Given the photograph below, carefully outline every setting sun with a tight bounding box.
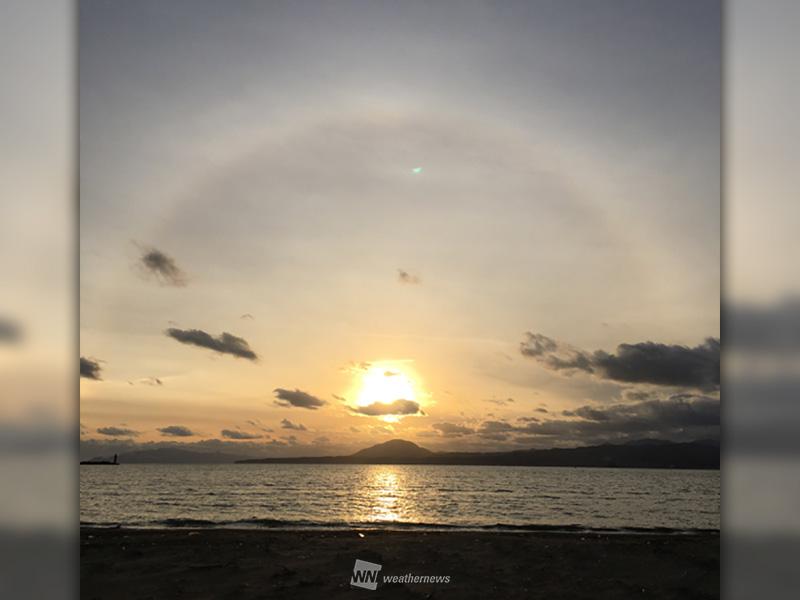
[355,363,418,408]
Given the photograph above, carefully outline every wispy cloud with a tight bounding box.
[165,328,258,361]
[280,418,307,431]
[397,269,421,285]
[485,397,514,406]
[246,419,273,433]
[138,246,187,286]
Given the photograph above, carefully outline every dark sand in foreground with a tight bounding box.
[81,528,718,599]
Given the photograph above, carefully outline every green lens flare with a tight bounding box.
[412,167,423,174]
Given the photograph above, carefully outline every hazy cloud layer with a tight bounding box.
[432,422,475,437]
[397,269,421,285]
[97,426,139,437]
[477,420,520,441]
[353,399,422,416]
[281,418,307,431]
[485,397,515,406]
[221,429,262,440]
[166,328,258,361]
[727,297,800,351]
[521,333,720,389]
[80,357,103,380]
[246,419,273,433]
[475,394,719,442]
[273,388,327,410]
[139,246,187,286]
[157,425,195,437]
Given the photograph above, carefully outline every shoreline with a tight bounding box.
[80,522,720,535]
[81,527,719,599]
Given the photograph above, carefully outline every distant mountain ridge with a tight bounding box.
[237,438,719,469]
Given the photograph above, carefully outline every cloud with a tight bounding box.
[727,297,800,351]
[139,246,187,286]
[165,328,258,361]
[520,333,594,373]
[96,426,139,437]
[515,394,719,441]
[520,333,720,389]
[432,422,475,437]
[139,377,163,386]
[0,317,22,344]
[157,425,195,437]
[273,388,327,410]
[477,420,518,441]
[458,394,720,446]
[246,419,273,433]
[353,399,422,416]
[240,313,255,320]
[221,429,262,440]
[592,339,720,389]
[80,357,103,380]
[485,397,515,406]
[397,269,421,285]
[281,418,307,431]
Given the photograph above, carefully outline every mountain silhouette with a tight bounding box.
[351,439,434,460]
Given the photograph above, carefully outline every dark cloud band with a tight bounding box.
[521,333,719,389]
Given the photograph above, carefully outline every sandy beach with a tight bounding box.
[80,528,718,599]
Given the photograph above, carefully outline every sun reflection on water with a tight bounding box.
[350,466,419,524]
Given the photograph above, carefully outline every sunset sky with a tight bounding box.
[79,0,720,457]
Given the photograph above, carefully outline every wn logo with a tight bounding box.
[350,559,382,590]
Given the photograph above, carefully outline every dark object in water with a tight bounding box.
[81,453,119,466]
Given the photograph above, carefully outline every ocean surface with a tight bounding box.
[80,464,719,531]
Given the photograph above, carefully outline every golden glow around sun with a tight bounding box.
[354,363,418,408]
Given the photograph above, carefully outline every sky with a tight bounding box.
[79,0,720,457]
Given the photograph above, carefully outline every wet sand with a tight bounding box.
[81,528,718,599]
